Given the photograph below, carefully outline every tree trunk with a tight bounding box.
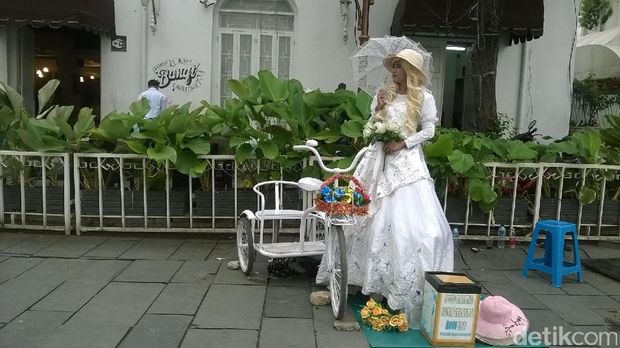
[469,35,499,132]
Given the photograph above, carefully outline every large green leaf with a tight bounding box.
[314,129,342,143]
[167,113,189,133]
[304,90,346,108]
[230,135,252,147]
[289,92,311,132]
[257,70,289,102]
[0,105,14,130]
[468,179,497,204]
[229,79,259,104]
[121,140,148,154]
[287,79,304,98]
[506,141,538,161]
[448,150,474,173]
[464,163,487,180]
[578,187,597,205]
[175,148,208,177]
[264,125,294,146]
[355,90,373,119]
[548,141,579,155]
[37,79,60,114]
[147,144,177,163]
[573,130,602,163]
[16,127,43,150]
[424,134,454,157]
[259,140,279,160]
[601,128,620,147]
[31,118,60,135]
[73,108,95,138]
[130,98,151,118]
[53,115,74,141]
[341,120,364,138]
[91,117,133,143]
[39,135,68,152]
[203,110,225,127]
[235,143,254,163]
[0,81,24,114]
[132,129,167,143]
[183,137,211,155]
[266,102,296,130]
[48,105,74,123]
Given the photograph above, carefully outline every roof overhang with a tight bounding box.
[391,0,544,44]
[576,27,620,80]
[0,0,115,35]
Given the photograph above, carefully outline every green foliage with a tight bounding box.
[200,70,372,184]
[0,79,97,152]
[601,114,620,147]
[2,73,619,206]
[573,75,619,126]
[579,0,613,30]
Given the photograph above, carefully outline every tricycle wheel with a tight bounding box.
[237,216,255,276]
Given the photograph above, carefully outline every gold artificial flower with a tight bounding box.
[398,322,409,332]
[389,315,404,327]
[360,308,370,319]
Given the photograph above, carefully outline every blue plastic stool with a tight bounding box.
[522,220,583,288]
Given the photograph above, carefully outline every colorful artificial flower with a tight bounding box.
[320,186,332,197]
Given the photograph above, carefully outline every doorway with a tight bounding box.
[33,28,100,121]
[441,42,472,130]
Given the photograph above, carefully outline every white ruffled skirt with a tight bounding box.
[316,143,454,326]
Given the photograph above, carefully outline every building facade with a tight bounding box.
[0,0,579,139]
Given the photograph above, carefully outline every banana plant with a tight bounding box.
[1,79,98,153]
[211,70,373,183]
[102,100,213,178]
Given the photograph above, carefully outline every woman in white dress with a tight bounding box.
[317,48,454,326]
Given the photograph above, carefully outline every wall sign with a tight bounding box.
[152,58,205,92]
[111,35,127,52]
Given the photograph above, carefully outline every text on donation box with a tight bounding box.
[437,293,477,339]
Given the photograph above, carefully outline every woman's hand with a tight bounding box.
[384,140,406,155]
[375,90,387,112]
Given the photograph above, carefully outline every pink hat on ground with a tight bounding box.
[476,296,529,346]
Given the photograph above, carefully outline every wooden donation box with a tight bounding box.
[420,272,481,346]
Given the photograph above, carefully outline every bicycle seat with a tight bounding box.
[298,177,323,192]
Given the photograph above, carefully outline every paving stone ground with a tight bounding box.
[0,231,618,348]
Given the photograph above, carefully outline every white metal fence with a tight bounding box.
[0,150,72,234]
[72,153,302,235]
[2,150,619,240]
[446,162,620,241]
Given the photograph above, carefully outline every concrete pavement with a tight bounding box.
[0,232,618,348]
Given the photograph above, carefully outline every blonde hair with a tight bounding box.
[375,58,425,133]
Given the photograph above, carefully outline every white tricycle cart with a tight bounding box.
[236,140,368,319]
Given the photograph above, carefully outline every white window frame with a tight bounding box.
[215,4,294,104]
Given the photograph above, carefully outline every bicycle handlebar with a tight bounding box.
[293,140,368,174]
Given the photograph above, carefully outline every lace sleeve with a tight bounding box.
[404,92,438,149]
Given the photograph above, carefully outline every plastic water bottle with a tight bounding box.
[509,227,516,248]
[497,225,506,249]
[452,227,460,247]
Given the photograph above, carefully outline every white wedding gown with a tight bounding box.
[316,91,454,326]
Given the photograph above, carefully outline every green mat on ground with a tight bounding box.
[349,294,547,348]
[582,258,620,282]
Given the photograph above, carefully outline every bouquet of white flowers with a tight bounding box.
[363,119,405,144]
